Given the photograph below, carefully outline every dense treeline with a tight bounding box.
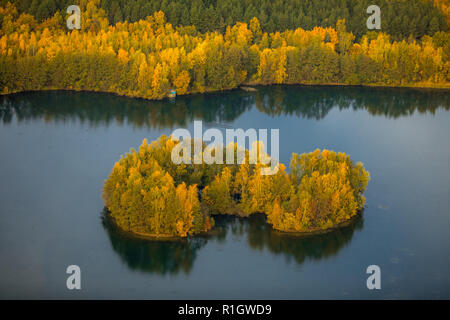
[103,135,369,237]
[4,0,448,40]
[1,3,448,100]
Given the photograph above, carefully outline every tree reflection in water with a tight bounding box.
[102,210,363,275]
[101,211,209,275]
[214,213,364,265]
[1,86,448,127]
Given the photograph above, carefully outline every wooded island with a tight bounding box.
[103,136,370,238]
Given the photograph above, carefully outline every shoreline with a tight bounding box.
[104,210,363,241]
[1,81,449,101]
[269,211,363,237]
[103,214,188,241]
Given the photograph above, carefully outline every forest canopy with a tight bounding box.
[103,136,370,237]
[1,2,449,100]
[4,0,448,40]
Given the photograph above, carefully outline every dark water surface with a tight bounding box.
[0,86,449,299]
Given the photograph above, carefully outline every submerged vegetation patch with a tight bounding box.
[103,135,370,238]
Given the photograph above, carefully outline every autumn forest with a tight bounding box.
[103,136,370,237]
[0,0,449,101]
[1,0,450,302]
[1,0,446,237]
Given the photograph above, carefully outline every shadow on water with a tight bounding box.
[101,211,208,275]
[102,210,363,275]
[1,86,448,127]
[214,213,364,265]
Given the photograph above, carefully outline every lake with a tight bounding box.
[0,85,449,299]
